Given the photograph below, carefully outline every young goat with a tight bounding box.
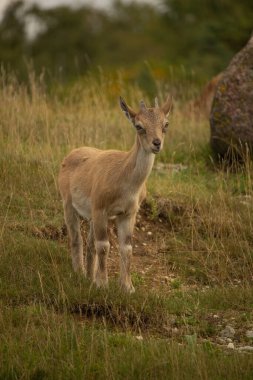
[58,95,172,293]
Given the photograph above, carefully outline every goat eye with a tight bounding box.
[135,124,146,134]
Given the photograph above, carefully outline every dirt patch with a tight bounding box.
[94,199,196,291]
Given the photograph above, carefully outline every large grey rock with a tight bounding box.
[210,35,253,158]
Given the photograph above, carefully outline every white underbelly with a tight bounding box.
[72,192,140,221]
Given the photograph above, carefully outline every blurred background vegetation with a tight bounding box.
[0,0,252,93]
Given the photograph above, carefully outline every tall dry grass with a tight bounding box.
[0,71,208,159]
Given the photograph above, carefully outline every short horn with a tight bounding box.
[140,99,146,110]
[155,97,159,108]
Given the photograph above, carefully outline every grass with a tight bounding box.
[0,73,253,379]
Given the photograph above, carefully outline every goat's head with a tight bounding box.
[120,95,172,154]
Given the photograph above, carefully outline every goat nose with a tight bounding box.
[153,138,161,147]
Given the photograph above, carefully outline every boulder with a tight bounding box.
[210,35,253,159]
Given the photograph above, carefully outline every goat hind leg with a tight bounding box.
[64,201,84,274]
[86,221,97,280]
[93,212,110,288]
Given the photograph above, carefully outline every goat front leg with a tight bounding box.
[93,211,110,288]
[116,213,136,293]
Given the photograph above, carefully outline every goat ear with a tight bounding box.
[161,95,173,117]
[119,96,136,123]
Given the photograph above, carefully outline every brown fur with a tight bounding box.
[58,95,172,293]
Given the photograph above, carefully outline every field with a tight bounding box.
[1,74,253,379]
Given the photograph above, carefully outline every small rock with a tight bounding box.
[213,314,219,319]
[246,330,253,339]
[135,335,143,341]
[141,227,145,232]
[226,338,233,343]
[238,346,253,352]
[217,337,226,345]
[220,325,235,339]
[142,243,147,246]
[135,245,138,248]
[147,231,152,236]
[227,342,235,349]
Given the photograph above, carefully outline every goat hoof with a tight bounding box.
[85,271,95,281]
[128,285,135,294]
[95,277,108,289]
[120,282,135,294]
